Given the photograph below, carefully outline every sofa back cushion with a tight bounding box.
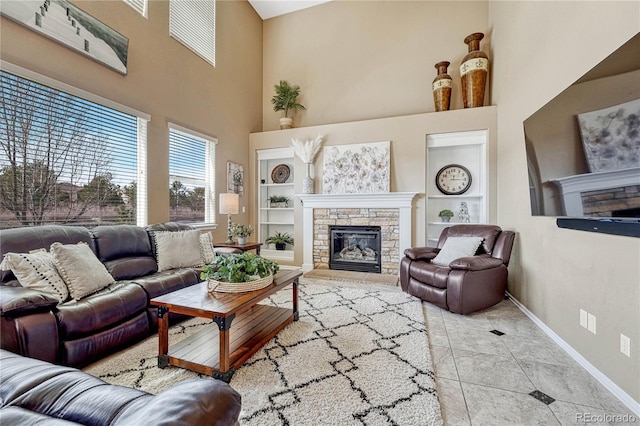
[0,225,94,285]
[92,225,158,280]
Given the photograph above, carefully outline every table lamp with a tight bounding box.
[219,193,239,244]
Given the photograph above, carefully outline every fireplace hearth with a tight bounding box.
[329,225,381,273]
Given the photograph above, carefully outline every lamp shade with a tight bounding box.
[219,193,239,215]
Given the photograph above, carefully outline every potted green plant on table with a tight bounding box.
[269,195,290,208]
[265,232,294,251]
[201,252,279,293]
[271,80,306,129]
[230,223,253,245]
[438,209,454,222]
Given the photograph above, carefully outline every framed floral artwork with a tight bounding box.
[322,141,390,194]
[227,161,244,195]
[577,99,640,172]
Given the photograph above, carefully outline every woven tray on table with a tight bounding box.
[207,274,274,293]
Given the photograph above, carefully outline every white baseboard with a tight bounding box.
[506,292,640,416]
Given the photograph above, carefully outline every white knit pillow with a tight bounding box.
[51,242,115,300]
[155,230,203,272]
[199,232,216,264]
[432,237,483,267]
[0,249,69,303]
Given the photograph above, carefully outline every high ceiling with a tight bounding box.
[248,0,332,20]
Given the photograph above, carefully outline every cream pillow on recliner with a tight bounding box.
[51,242,115,300]
[431,237,483,267]
[155,230,203,272]
[0,249,69,303]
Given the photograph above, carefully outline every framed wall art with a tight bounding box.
[227,161,244,195]
[322,141,391,194]
[1,0,128,74]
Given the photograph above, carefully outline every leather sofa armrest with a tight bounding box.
[114,379,241,425]
[404,247,439,261]
[449,255,504,271]
[0,286,58,317]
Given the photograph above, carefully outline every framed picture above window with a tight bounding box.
[227,162,244,195]
[1,1,129,74]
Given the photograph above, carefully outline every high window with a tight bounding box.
[123,0,148,18]
[0,66,149,229]
[168,123,216,224]
[169,0,216,67]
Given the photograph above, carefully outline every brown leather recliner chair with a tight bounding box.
[400,225,515,315]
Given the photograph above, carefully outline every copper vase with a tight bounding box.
[460,32,488,108]
[432,61,452,112]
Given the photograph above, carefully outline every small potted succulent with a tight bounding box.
[438,209,454,222]
[265,232,294,251]
[269,195,290,208]
[230,223,253,245]
[271,80,306,129]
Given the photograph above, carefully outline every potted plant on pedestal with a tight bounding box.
[231,224,253,245]
[271,80,306,129]
[265,232,294,251]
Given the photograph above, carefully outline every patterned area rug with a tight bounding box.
[84,278,443,425]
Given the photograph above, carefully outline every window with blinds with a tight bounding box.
[123,0,147,17]
[169,0,216,67]
[168,123,216,224]
[0,70,146,229]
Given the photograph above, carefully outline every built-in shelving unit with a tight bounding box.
[257,147,295,262]
[426,130,488,246]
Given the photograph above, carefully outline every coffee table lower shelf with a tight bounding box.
[159,304,292,381]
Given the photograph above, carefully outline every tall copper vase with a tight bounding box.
[432,61,452,112]
[460,32,489,108]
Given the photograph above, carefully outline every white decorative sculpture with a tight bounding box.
[291,135,325,194]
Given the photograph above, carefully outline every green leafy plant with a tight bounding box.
[269,195,290,203]
[201,252,279,283]
[265,232,294,246]
[271,80,306,118]
[438,209,454,218]
[230,223,253,237]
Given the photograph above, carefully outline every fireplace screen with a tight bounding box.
[329,225,381,273]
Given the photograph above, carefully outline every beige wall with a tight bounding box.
[262,0,490,130]
[489,1,640,402]
[0,0,262,240]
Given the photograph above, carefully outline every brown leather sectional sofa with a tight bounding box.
[0,349,241,425]
[0,222,217,367]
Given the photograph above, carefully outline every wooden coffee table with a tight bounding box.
[150,269,302,382]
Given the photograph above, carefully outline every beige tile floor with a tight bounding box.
[303,270,636,425]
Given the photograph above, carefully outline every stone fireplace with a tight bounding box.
[298,193,419,275]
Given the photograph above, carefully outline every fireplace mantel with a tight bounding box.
[298,192,420,272]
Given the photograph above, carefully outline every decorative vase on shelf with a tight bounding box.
[460,32,489,108]
[303,162,314,194]
[432,61,452,112]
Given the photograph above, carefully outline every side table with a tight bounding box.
[214,241,263,255]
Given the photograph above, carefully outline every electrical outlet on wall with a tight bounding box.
[621,334,631,357]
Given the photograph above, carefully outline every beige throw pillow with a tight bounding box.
[51,242,115,300]
[0,249,69,303]
[199,232,216,264]
[155,230,203,272]
[432,237,483,267]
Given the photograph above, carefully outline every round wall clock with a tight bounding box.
[435,164,472,195]
[271,164,291,184]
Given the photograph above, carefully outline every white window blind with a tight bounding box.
[0,70,146,229]
[168,123,216,224]
[123,0,147,17]
[169,0,216,67]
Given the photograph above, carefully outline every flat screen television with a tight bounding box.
[523,32,640,238]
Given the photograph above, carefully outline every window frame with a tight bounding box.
[167,122,217,226]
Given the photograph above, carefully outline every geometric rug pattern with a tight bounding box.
[84,279,443,425]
